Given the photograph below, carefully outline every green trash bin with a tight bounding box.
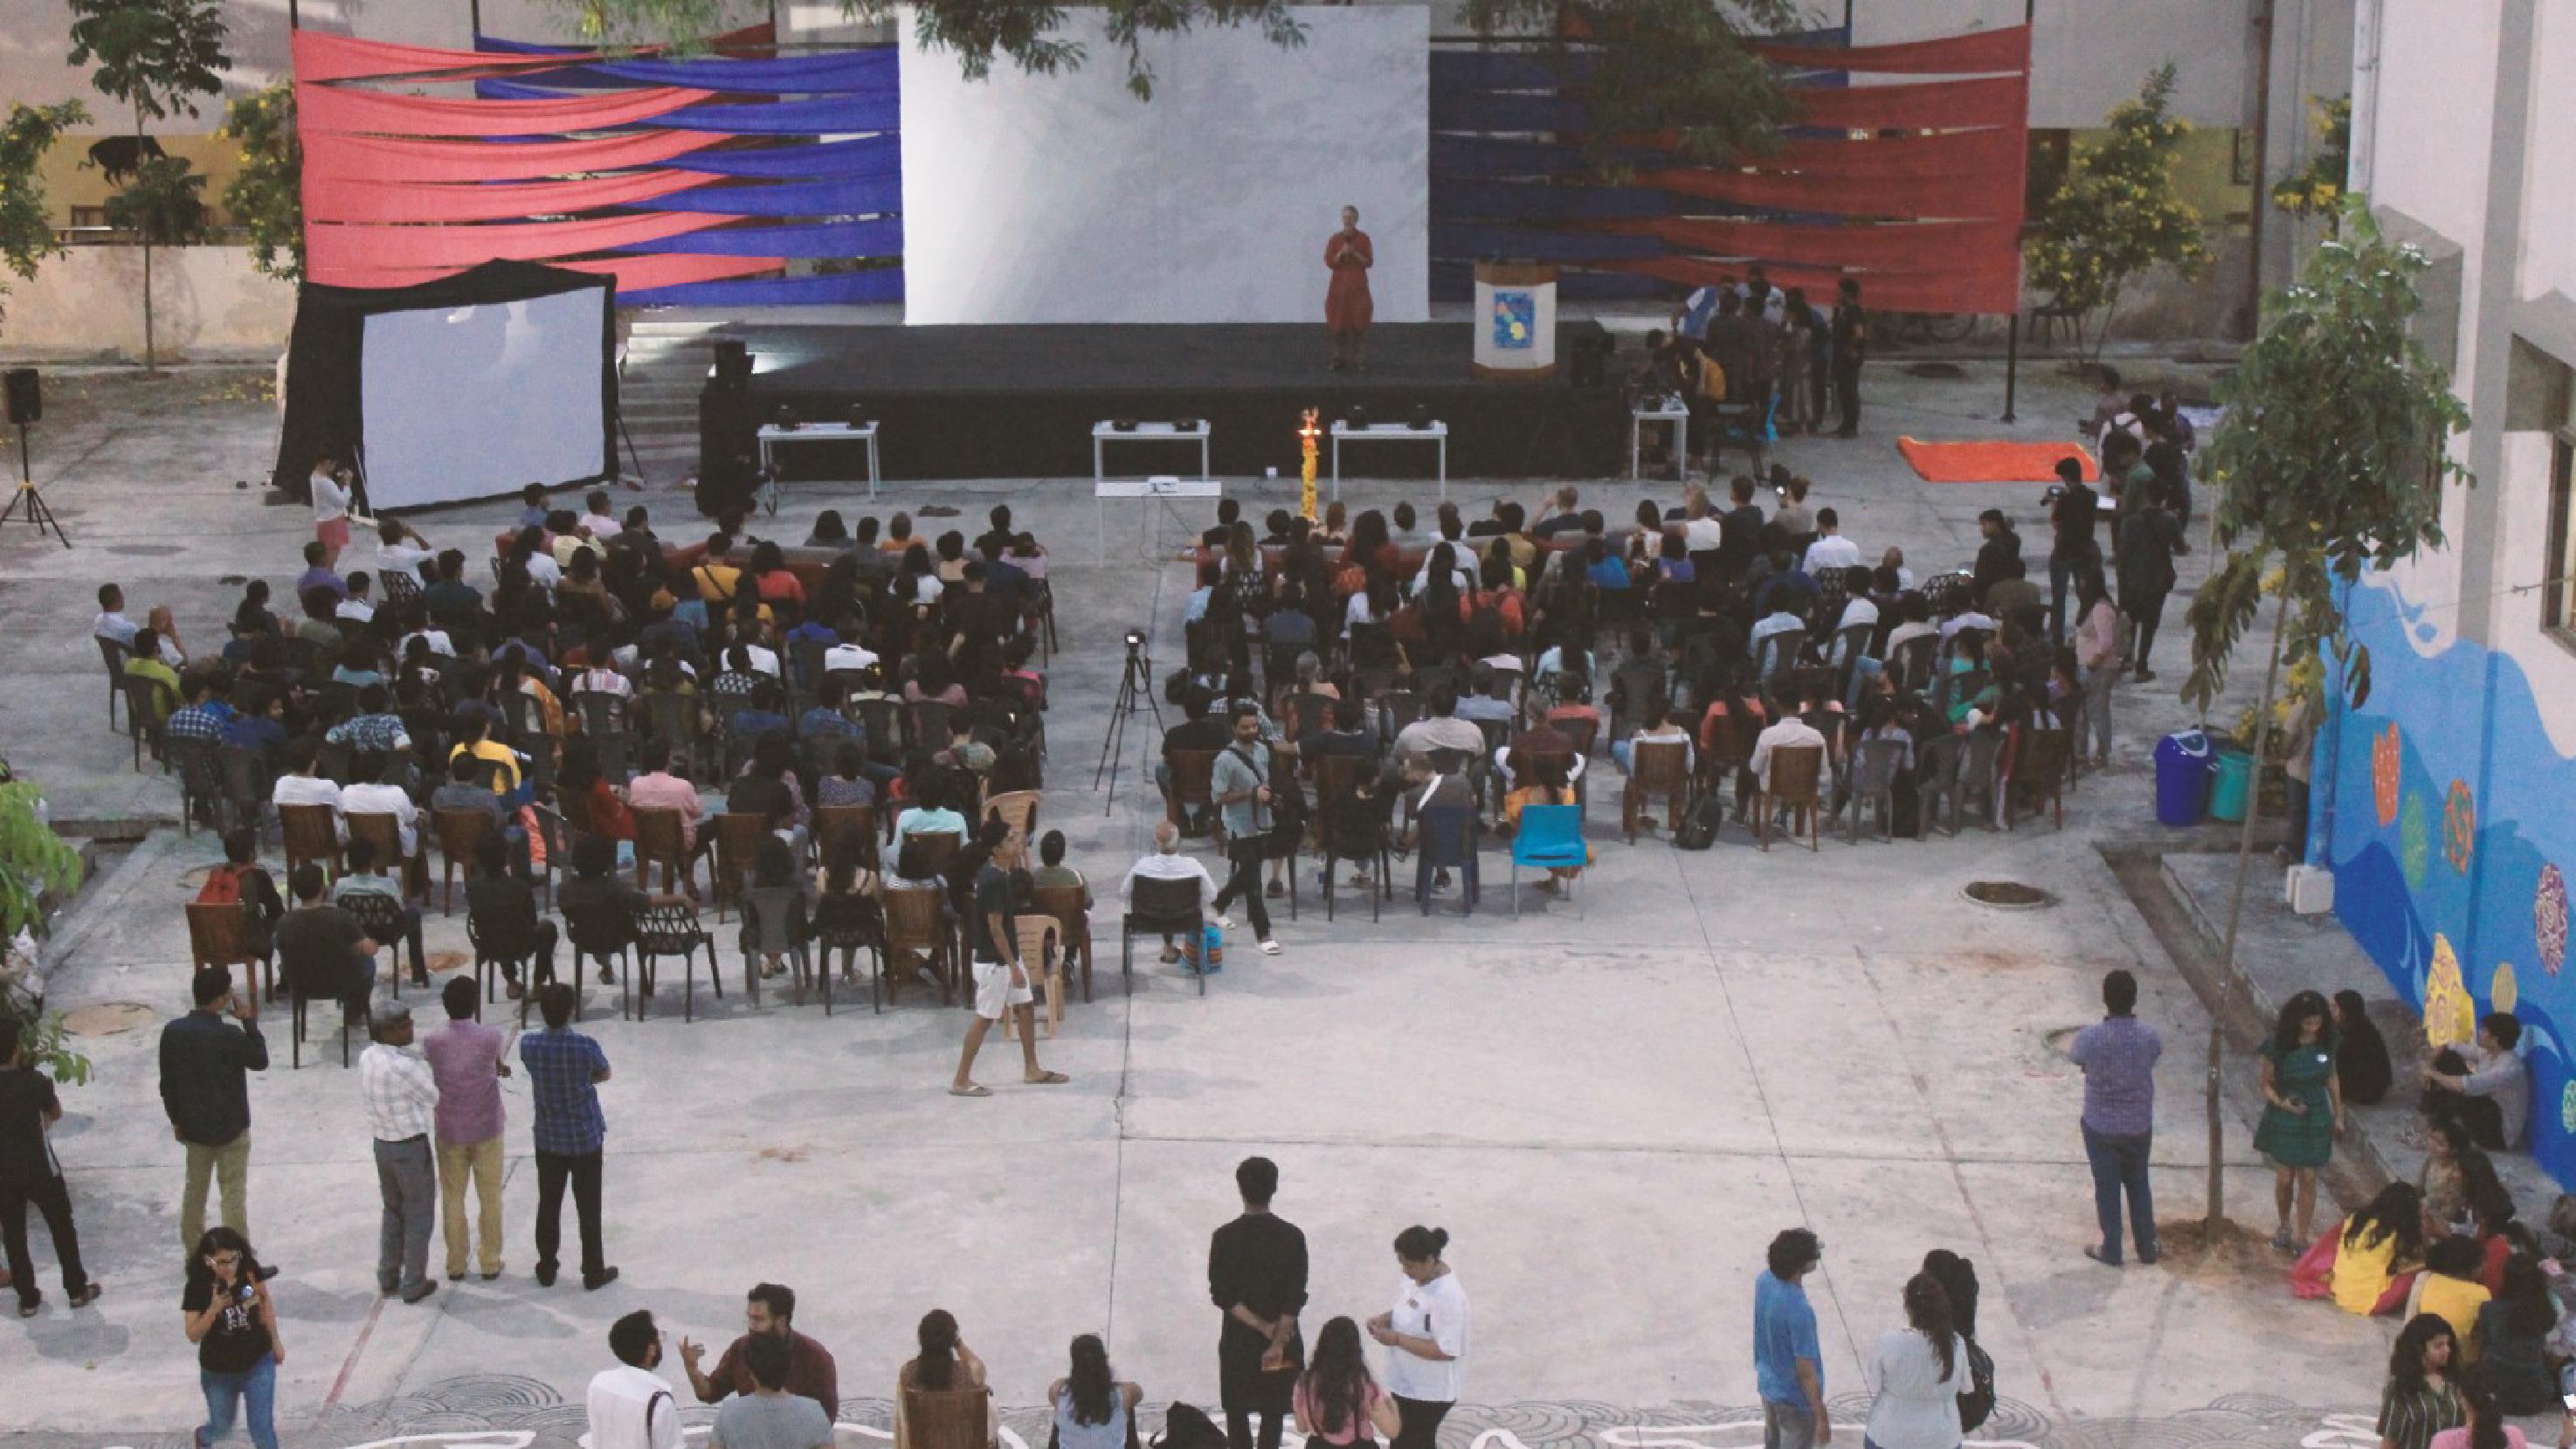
[2208,746,2254,823]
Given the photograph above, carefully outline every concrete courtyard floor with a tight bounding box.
[0,361,2404,1448]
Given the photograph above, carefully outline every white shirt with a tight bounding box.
[1383,1271,1469,1403]
[336,597,376,624]
[1863,1328,1965,1449]
[521,551,562,591]
[743,644,783,679]
[1117,852,1219,923]
[273,773,344,820]
[378,541,435,578]
[1750,716,1827,791]
[1681,516,1724,552]
[1343,592,1376,633]
[580,510,621,540]
[1938,611,1997,642]
[358,1042,440,1142]
[1829,597,1880,664]
[823,642,881,673]
[574,666,636,700]
[1885,620,1940,654]
[93,611,138,646]
[588,1363,686,1449]
[1801,534,1862,575]
[311,473,350,523]
[400,629,456,659]
[341,781,419,857]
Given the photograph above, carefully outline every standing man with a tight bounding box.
[680,1282,842,1420]
[2068,969,2162,1266]
[1754,1228,1829,1449]
[422,977,509,1283]
[358,1003,441,1304]
[521,983,618,1290]
[1209,707,1283,957]
[2045,456,2101,645]
[1208,1156,1307,1449]
[1827,278,1867,438]
[0,1013,100,1315]
[591,1310,686,1449]
[160,967,268,1258]
[1324,205,1375,372]
[950,824,1068,1096]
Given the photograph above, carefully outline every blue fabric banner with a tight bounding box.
[1430,92,1588,133]
[618,217,901,258]
[665,135,899,178]
[651,94,899,133]
[1429,49,1587,90]
[622,268,903,308]
[644,175,902,217]
[1431,135,1585,179]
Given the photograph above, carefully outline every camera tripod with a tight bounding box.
[2,422,70,549]
[1094,641,1165,815]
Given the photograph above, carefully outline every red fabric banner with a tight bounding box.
[308,252,781,292]
[1596,217,2021,271]
[300,129,726,183]
[296,79,708,137]
[1637,163,2022,219]
[1792,74,2027,131]
[307,209,736,273]
[292,31,589,83]
[1756,25,2030,76]
[1609,255,2020,314]
[306,169,708,224]
[1759,127,2025,183]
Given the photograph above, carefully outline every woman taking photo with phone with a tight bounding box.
[183,1226,283,1449]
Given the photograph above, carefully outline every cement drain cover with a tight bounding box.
[1963,880,2055,908]
[62,1001,157,1036]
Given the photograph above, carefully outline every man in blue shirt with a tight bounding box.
[519,983,616,1291]
[1753,1228,1828,1449]
[2069,968,2163,1266]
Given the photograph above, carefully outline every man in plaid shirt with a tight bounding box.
[165,673,233,747]
[358,1002,442,1303]
[520,983,617,1291]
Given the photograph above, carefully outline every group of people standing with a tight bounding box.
[1636,270,1870,468]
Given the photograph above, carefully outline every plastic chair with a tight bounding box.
[1622,737,1694,845]
[738,885,814,1011]
[432,808,494,914]
[336,890,416,999]
[97,636,128,732]
[167,735,228,836]
[1844,736,1909,843]
[463,914,547,1029]
[1164,749,1219,836]
[186,901,273,1004]
[2008,728,2072,830]
[278,804,342,883]
[1916,733,1964,838]
[1412,805,1481,915]
[634,899,719,1023]
[1029,880,1094,1004]
[882,882,957,1008]
[631,806,699,898]
[1509,804,1587,915]
[708,812,771,923]
[1121,874,1205,996]
[999,918,1062,1040]
[813,804,879,878]
[121,675,174,771]
[1755,744,1825,852]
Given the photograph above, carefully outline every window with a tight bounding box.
[2549,436,2576,645]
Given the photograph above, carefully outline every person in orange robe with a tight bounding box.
[1324,205,1374,372]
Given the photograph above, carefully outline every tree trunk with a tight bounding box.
[2208,584,2294,1225]
[136,105,155,375]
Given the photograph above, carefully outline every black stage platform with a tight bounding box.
[705,322,1625,486]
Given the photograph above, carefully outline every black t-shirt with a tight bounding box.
[971,864,1018,963]
[2051,485,2101,561]
[0,1067,62,1184]
[183,1274,273,1373]
[274,904,366,997]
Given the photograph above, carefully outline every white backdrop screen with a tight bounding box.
[359,288,608,509]
[899,5,1428,325]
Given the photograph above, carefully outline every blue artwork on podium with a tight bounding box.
[1492,290,1536,349]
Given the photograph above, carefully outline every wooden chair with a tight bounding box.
[278,804,343,883]
[900,1385,992,1449]
[1164,749,1219,836]
[881,882,957,1007]
[814,804,879,878]
[981,790,1039,840]
[432,808,494,914]
[1029,880,1094,1004]
[1755,743,1825,852]
[2007,727,2072,831]
[186,901,273,1004]
[344,812,424,903]
[709,812,771,923]
[1622,737,1694,845]
[631,806,700,899]
[999,917,1063,1040]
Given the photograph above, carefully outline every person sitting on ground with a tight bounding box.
[334,837,429,990]
[2327,1183,2427,1315]
[2473,1260,2558,1415]
[1119,820,1219,967]
[275,862,378,1011]
[1048,1335,1143,1449]
[2336,990,2394,1107]
[2423,1012,2529,1153]
[2405,1236,2493,1357]
[465,850,554,1001]
[197,827,286,961]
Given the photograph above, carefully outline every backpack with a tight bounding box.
[1153,1403,1229,1449]
[1956,1335,1996,1432]
[197,865,246,906]
[1675,793,1724,851]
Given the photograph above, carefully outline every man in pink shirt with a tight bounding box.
[420,977,509,1281]
[625,739,707,853]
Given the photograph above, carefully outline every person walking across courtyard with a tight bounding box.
[1756,1228,1831,1448]
[0,1015,100,1317]
[1369,1225,1468,1449]
[160,967,268,1259]
[521,983,618,1290]
[950,824,1066,1096]
[1211,1156,1309,1449]
[2069,968,2162,1266]
[1210,707,1283,956]
[359,1003,441,1304]
[2255,990,2345,1252]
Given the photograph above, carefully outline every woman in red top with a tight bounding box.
[749,541,807,617]
[556,739,633,842]
[1325,205,1374,372]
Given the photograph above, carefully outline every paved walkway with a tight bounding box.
[0,360,2411,1449]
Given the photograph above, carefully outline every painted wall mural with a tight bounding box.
[2321,576,2576,1183]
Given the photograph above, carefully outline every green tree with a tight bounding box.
[0,765,89,1084]
[102,152,207,245]
[2023,63,2211,362]
[1461,0,1800,176]
[66,0,231,370]
[2181,198,2471,1225]
[2269,94,2351,233]
[218,82,299,284]
[0,100,90,334]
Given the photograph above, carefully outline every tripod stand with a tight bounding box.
[1094,642,1165,815]
[1,422,70,549]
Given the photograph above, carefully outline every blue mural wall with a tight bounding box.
[2321,577,2576,1184]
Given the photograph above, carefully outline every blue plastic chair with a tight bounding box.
[1412,805,1481,915]
[1510,804,1587,915]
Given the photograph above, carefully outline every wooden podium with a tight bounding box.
[1471,261,1558,382]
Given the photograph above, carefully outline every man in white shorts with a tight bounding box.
[950,825,1068,1098]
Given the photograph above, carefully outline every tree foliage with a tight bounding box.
[1461,0,1800,175]
[0,765,88,1085]
[0,101,90,330]
[2184,200,2473,716]
[219,82,300,282]
[102,153,208,245]
[66,0,230,128]
[2269,94,2351,231]
[2023,64,2211,360]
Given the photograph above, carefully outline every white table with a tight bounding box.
[1097,475,1224,562]
[1630,403,1689,480]
[1093,420,1212,484]
[1330,420,1448,500]
[756,421,881,499]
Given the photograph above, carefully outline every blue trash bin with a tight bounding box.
[2154,730,2215,826]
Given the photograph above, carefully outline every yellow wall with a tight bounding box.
[30,131,248,228]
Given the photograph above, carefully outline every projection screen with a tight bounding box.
[899,5,1429,325]
[358,287,611,509]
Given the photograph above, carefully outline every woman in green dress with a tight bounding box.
[2255,989,2346,1252]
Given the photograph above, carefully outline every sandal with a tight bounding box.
[1026,1071,1070,1086]
[948,1083,992,1098]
